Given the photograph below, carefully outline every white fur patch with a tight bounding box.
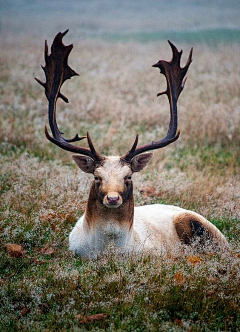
[95,156,131,193]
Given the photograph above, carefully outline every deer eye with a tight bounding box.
[94,176,100,182]
[125,175,132,181]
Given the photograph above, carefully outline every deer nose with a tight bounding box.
[107,194,119,205]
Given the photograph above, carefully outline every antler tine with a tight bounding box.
[36,30,103,162]
[122,41,192,162]
[86,132,103,162]
[168,40,182,66]
[182,47,193,79]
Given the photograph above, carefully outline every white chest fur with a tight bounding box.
[69,204,185,258]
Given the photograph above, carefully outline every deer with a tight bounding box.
[36,30,229,259]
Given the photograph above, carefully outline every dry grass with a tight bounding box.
[1,39,240,148]
[1,37,240,215]
[0,29,240,330]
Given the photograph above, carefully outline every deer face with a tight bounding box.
[93,157,132,208]
[72,154,153,208]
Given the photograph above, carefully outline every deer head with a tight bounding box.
[35,30,192,210]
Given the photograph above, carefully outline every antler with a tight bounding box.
[35,30,103,162]
[122,41,193,162]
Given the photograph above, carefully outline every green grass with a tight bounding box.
[98,28,240,45]
[169,146,240,173]
[0,245,239,331]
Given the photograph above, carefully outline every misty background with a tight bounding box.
[1,0,240,43]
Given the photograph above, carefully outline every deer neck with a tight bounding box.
[85,183,134,236]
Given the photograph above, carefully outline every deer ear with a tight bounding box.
[131,153,153,172]
[72,155,95,174]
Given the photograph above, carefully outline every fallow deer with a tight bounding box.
[36,31,228,259]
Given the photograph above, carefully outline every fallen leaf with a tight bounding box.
[51,224,60,231]
[167,254,178,261]
[40,247,55,255]
[140,186,162,198]
[37,244,56,256]
[31,258,46,265]
[174,318,183,327]
[39,211,61,222]
[21,307,30,316]
[231,301,238,309]
[207,290,215,298]
[0,278,7,285]
[186,255,201,265]
[173,271,186,285]
[76,313,108,323]
[6,243,26,258]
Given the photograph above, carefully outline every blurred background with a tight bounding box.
[1,0,240,42]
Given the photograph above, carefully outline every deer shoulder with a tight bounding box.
[36,31,229,259]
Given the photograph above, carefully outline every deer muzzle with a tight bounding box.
[103,192,123,208]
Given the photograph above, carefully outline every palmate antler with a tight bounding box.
[122,41,193,162]
[36,31,192,163]
[35,30,103,162]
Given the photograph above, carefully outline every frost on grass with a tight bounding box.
[0,153,89,247]
[1,243,239,330]
[0,34,240,331]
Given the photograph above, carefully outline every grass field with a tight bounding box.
[1,1,240,331]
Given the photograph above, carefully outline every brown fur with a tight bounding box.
[173,212,211,245]
[85,182,134,230]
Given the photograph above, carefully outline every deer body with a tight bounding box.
[69,204,184,259]
[69,157,228,259]
[36,31,229,259]
[69,204,228,259]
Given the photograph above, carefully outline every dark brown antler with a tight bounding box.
[122,41,193,162]
[35,30,103,162]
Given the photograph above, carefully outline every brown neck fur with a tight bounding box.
[85,182,134,230]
